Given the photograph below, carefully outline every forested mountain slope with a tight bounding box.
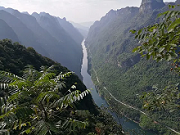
[86,0,180,134]
[0,7,83,79]
[0,39,94,111]
[0,39,123,134]
[0,10,48,57]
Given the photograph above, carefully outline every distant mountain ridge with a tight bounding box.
[0,7,84,79]
[70,21,93,38]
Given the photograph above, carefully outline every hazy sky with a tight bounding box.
[0,0,176,23]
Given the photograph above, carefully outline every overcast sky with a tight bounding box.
[0,0,176,23]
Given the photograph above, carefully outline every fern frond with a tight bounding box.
[35,91,60,104]
[0,129,10,135]
[53,90,80,109]
[69,118,88,130]
[53,89,90,109]
[8,89,32,103]
[15,107,34,119]
[0,71,23,82]
[23,66,40,82]
[0,83,9,90]
[54,72,74,82]
[40,65,55,73]
[53,81,66,92]
[33,120,50,135]
[56,118,88,134]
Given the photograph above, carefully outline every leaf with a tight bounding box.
[168,18,180,32]
[146,54,150,60]
[129,30,136,34]
[132,47,138,53]
[158,47,165,53]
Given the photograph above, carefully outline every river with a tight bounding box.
[81,40,156,135]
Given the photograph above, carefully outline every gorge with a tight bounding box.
[85,0,180,134]
[0,0,180,134]
[81,40,156,135]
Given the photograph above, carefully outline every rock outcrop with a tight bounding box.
[140,0,165,13]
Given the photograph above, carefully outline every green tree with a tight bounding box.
[130,5,180,111]
[0,65,90,135]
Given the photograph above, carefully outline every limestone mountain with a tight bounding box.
[32,12,83,78]
[0,7,84,79]
[57,17,83,45]
[85,0,180,134]
[139,0,165,13]
[0,10,48,57]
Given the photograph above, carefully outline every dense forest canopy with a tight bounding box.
[85,0,180,134]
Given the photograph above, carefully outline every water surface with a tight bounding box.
[81,40,156,135]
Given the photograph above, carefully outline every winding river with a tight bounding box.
[81,40,156,135]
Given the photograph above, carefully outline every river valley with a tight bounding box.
[81,40,156,135]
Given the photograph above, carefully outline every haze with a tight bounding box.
[0,0,176,23]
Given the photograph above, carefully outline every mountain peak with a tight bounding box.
[140,0,165,13]
[22,11,29,15]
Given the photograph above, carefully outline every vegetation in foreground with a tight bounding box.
[0,39,123,135]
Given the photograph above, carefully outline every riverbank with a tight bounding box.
[82,40,158,135]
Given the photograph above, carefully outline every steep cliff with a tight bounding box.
[0,7,83,79]
[32,12,83,78]
[57,17,83,45]
[86,0,180,134]
[139,0,165,13]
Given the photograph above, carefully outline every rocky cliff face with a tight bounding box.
[86,7,139,51]
[139,0,165,13]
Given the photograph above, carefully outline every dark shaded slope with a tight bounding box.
[0,7,83,79]
[7,9,63,61]
[0,39,97,113]
[57,17,83,45]
[0,10,49,57]
[32,12,83,78]
[0,19,19,42]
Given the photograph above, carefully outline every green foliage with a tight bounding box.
[131,7,180,62]
[86,2,180,134]
[131,6,180,111]
[0,39,60,76]
[0,38,124,135]
[130,6,180,134]
[141,84,180,112]
[0,66,90,135]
